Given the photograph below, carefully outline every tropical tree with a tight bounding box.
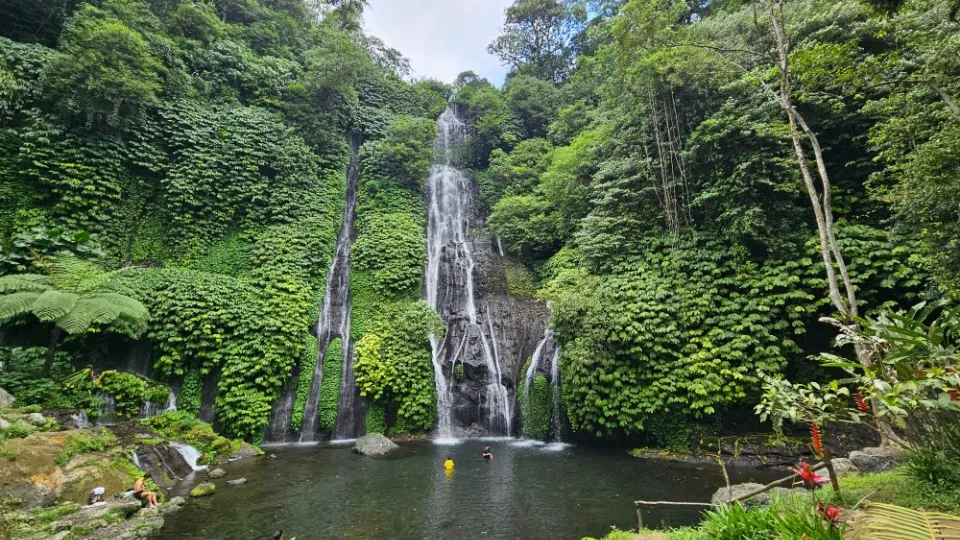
[487,0,587,83]
[0,255,149,374]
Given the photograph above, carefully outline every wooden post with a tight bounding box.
[636,505,644,531]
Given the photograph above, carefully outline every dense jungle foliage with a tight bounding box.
[470,0,959,442]
[0,0,448,441]
[1,0,959,447]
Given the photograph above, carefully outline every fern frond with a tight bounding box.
[92,293,149,321]
[0,274,52,293]
[32,290,80,322]
[54,297,108,334]
[851,502,960,539]
[42,254,108,291]
[0,291,42,321]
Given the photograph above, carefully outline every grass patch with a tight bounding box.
[35,504,80,522]
[824,466,960,512]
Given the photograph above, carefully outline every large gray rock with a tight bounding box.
[830,457,860,476]
[207,467,226,479]
[354,434,399,456]
[226,478,247,486]
[26,413,47,426]
[0,388,14,408]
[710,483,769,507]
[849,449,899,472]
[0,418,10,429]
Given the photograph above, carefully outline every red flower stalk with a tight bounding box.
[809,422,824,458]
[854,392,870,412]
[817,502,842,525]
[949,389,959,402]
[793,461,830,490]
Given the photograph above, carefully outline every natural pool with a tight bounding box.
[157,440,784,539]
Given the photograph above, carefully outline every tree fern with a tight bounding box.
[32,290,80,322]
[0,291,43,320]
[0,274,52,293]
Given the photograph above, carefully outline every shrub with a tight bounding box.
[141,411,243,463]
[903,412,960,491]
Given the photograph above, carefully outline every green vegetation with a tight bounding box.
[520,374,551,441]
[141,411,253,464]
[96,370,168,418]
[291,335,319,433]
[55,429,118,466]
[318,338,343,432]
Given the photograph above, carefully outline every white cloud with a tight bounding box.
[363,0,513,86]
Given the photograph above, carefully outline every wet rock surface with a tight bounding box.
[354,433,399,456]
[0,387,15,407]
[711,482,768,506]
[226,478,247,486]
[207,467,226,479]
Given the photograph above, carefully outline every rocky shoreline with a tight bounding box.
[0,405,260,539]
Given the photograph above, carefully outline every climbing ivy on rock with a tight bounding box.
[318,338,343,432]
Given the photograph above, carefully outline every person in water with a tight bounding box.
[482,445,493,460]
[444,456,455,470]
[133,473,159,509]
[88,486,105,505]
[273,530,283,540]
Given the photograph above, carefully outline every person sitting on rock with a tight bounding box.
[133,473,160,509]
[88,486,105,505]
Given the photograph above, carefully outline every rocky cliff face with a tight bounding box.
[444,229,549,436]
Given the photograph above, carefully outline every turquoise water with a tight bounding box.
[157,440,783,539]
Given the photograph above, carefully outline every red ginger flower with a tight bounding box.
[793,461,830,490]
[809,422,824,458]
[817,502,842,525]
[854,392,870,412]
[950,389,959,402]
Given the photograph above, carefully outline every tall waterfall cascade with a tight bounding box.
[425,108,532,440]
[265,136,365,443]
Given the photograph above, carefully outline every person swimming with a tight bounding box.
[444,456,455,470]
[481,445,493,460]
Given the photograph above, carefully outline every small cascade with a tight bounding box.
[168,441,208,471]
[164,390,177,412]
[298,135,363,442]
[140,390,177,419]
[71,409,89,429]
[131,451,142,471]
[425,108,513,439]
[548,347,563,442]
[95,393,117,426]
[521,306,564,441]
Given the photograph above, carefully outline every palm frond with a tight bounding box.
[0,291,42,321]
[32,290,80,322]
[0,274,52,293]
[850,503,960,539]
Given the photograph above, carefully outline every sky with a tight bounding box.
[363,0,514,86]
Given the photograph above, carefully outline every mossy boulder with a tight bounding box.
[190,482,215,497]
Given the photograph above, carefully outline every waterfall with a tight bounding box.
[139,390,176,419]
[299,135,363,442]
[95,393,117,426]
[168,441,208,471]
[425,108,513,439]
[549,347,563,442]
[72,409,89,429]
[164,390,177,412]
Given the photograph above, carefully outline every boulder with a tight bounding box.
[226,478,247,486]
[0,387,14,408]
[189,482,215,497]
[711,483,769,507]
[160,496,185,516]
[69,500,142,522]
[849,449,899,473]
[0,417,10,429]
[26,412,47,426]
[830,457,860,476]
[354,433,399,457]
[229,442,262,461]
[0,431,74,507]
[207,467,226,479]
